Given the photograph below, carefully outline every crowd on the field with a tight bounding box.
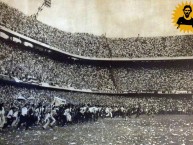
[0,84,193,130]
[1,38,193,92]
[1,2,193,58]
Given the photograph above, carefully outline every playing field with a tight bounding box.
[1,115,193,145]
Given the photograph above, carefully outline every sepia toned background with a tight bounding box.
[1,0,191,37]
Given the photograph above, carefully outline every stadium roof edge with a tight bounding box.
[1,25,193,62]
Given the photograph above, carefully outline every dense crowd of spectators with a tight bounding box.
[1,83,193,132]
[1,84,193,115]
[114,65,193,91]
[0,39,115,91]
[0,2,193,58]
[1,38,193,92]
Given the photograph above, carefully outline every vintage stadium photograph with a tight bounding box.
[0,0,193,145]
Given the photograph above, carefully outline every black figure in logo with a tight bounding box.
[177,5,193,28]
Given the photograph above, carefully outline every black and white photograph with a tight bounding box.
[0,0,193,145]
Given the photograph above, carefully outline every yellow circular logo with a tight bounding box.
[172,1,193,33]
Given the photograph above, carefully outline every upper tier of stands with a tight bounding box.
[0,2,193,59]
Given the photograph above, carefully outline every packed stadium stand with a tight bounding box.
[1,81,193,115]
[1,37,193,93]
[1,2,193,145]
[0,1,193,113]
[0,1,193,59]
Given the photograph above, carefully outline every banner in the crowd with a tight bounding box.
[17,95,26,100]
[13,77,21,83]
[27,96,35,100]
[51,97,66,106]
[175,90,188,94]
[41,82,50,87]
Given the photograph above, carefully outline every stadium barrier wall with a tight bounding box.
[0,74,192,95]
